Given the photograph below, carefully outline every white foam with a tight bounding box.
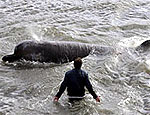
[118,36,150,48]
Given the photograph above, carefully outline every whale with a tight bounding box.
[2,40,114,63]
[136,40,150,53]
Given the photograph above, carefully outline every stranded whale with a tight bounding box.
[2,40,114,63]
[136,40,150,53]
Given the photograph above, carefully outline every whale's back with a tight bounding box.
[8,40,114,63]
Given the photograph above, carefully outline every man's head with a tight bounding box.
[74,57,82,69]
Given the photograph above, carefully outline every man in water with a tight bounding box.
[54,57,100,102]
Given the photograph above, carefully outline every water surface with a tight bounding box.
[0,0,150,114]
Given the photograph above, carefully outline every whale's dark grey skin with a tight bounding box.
[136,40,150,52]
[2,40,113,63]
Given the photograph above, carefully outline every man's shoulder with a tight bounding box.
[65,69,88,75]
[79,69,85,73]
[66,70,71,74]
[80,69,88,75]
[65,69,74,75]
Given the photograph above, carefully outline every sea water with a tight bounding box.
[0,0,150,114]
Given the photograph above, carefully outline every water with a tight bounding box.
[0,0,150,114]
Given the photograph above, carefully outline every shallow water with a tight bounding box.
[1,0,150,115]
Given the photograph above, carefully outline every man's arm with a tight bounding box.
[54,74,68,101]
[85,73,100,102]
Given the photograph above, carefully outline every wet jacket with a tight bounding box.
[55,68,97,99]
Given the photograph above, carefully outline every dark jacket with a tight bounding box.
[55,68,97,99]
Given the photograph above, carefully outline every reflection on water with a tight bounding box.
[1,0,150,114]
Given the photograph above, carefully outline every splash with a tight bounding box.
[26,25,43,42]
[118,36,150,48]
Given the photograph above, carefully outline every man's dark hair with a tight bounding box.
[74,57,82,69]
